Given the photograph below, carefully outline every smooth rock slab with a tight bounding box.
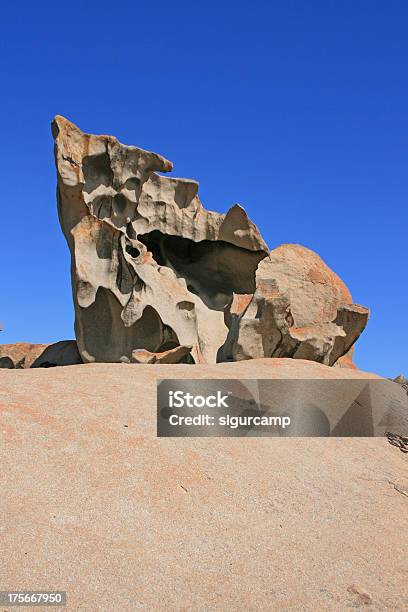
[221,244,369,365]
[1,360,407,610]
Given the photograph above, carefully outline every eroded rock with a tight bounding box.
[131,345,193,364]
[219,244,369,366]
[0,343,37,368]
[53,116,268,364]
[0,341,82,368]
[53,117,369,366]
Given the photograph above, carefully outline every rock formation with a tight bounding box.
[0,341,82,368]
[219,244,369,366]
[393,374,408,395]
[53,116,369,365]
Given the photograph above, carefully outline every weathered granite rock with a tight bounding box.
[393,374,408,394]
[0,341,82,368]
[131,345,193,364]
[1,360,408,610]
[0,355,14,368]
[53,116,268,364]
[53,117,369,366]
[219,244,369,366]
[334,348,357,370]
[28,340,83,368]
[0,343,34,368]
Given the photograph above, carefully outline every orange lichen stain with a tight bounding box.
[0,402,30,414]
[140,251,154,264]
[230,294,252,316]
[140,450,228,510]
[126,436,147,448]
[307,264,352,303]
[73,215,104,241]
[0,402,65,432]
[256,280,280,299]
[336,353,357,369]
[184,448,200,462]
[289,326,315,339]
[0,420,19,440]
[307,265,329,285]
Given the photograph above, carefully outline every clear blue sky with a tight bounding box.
[1,1,407,376]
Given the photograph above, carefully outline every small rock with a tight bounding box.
[347,583,373,605]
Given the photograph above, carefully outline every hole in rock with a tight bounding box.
[113,193,127,216]
[138,230,266,311]
[126,222,137,240]
[159,340,180,351]
[81,290,167,361]
[125,177,141,191]
[125,244,140,259]
[91,195,113,220]
[83,152,113,194]
[177,301,195,311]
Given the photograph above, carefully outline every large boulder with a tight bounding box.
[53,117,368,366]
[219,244,369,366]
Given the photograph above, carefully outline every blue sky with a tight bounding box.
[1,1,407,376]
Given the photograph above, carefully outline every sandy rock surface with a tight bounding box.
[1,359,407,610]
